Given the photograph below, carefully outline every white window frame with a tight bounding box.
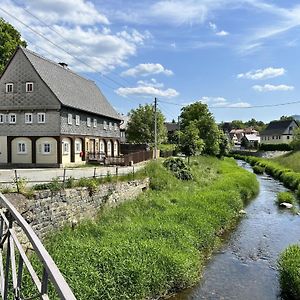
[114,122,118,131]
[93,118,97,128]
[37,113,45,124]
[109,122,112,130]
[17,142,27,154]
[75,115,80,126]
[87,117,91,127]
[5,83,13,93]
[63,142,70,154]
[0,114,4,124]
[103,121,107,130]
[75,141,81,153]
[43,143,51,154]
[25,113,33,124]
[9,114,16,124]
[67,113,72,125]
[26,82,34,93]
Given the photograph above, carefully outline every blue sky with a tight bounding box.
[2,0,300,122]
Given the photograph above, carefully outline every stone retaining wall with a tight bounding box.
[6,178,149,239]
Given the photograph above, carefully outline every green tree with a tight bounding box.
[280,115,294,121]
[291,127,300,150]
[0,18,27,73]
[126,104,167,144]
[218,131,231,158]
[180,102,221,156]
[178,121,204,163]
[231,120,245,129]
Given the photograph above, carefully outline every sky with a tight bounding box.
[1,0,300,123]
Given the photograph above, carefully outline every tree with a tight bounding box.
[178,121,204,163]
[126,104,167,144]
[291,127,300,150]
[218,131,231,157]
[231,120,245,129]
[0,18,27,74]
[280,115,294,121]
[180,102,221,156]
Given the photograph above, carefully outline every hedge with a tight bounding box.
[259,143,293,151]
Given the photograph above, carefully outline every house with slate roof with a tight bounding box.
[260,119,299,145]
[0,47,121,167]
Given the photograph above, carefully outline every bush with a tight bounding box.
[252,165,265,174]
[278,244,300,299]
[163,157,193,181]
[276,192,295,205]
[259,143,293,151]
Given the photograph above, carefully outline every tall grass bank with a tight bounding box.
[42,157,258,300]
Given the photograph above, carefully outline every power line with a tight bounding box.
[0,6,129,90]
[11,2,135,87]
[157,99,300,109]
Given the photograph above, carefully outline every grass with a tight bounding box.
[276,191,295,205]
[24,156,258,300]
[278,244,300,299]
[272,151,300,173]
[252,165,265,174]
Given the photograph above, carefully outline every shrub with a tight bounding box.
[49,177,63,192]
[252,165,265,174]
[64,176,76,188]
[259,143,293,151]
[278,244,300,299]
[163,157,193,181]
[276,192,295,205]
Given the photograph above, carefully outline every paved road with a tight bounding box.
[0,163,146,187]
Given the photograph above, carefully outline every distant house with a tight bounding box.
[241,134,260,148]
[260,120,299,144]
[229,127,259,148]
[0,47,121,167]
[119,114,130,143]
[165,122,179,144]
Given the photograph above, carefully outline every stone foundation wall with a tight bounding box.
[6,178,149,239]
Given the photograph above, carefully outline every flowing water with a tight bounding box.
[170,160,300,300]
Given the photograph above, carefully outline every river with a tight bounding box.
[170,160,300,300]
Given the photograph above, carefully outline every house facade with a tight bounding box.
[0,47,121,167]
[229,127,260,149]
[260,120,299,144]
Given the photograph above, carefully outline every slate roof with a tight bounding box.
[260,120,298,135]
[21,47,120,120]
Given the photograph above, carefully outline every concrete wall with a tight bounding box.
[6,178,149,240]
[0,137,7,163]
[11,137,32,164]
[36,137,57,164]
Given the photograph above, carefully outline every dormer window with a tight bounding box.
[26,82,34,92]
[6,83,13,93]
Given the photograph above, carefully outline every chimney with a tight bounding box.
[58,62,68,69]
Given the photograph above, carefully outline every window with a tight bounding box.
[87,117,91,127]
[103,121,107,130]
[75,142,81,153]
[26,82,33,92]
[25,113,33,124]
[114,123,118,131]
[37,113,45,123]
[279,136,281,139]
[76,115,80,126]
[17,142,27,154]
[93,118,97,128]
[63,142,69,153]
[43,143,51,154]
[67,113,72,125]
[5,83,13,93]
[0,114,4,124]
[287,136,290,140]
[9,114,16,124]
[109,122,112,130]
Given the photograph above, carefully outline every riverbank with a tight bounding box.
[38,157,259,300]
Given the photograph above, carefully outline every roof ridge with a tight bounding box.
[20,46,94,83]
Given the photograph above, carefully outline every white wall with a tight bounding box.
[0,137,7,164]
[36,137,57,164]
[11,137,32,164]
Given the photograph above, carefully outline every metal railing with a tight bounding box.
[0,192,76,300]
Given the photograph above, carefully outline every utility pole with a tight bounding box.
[154,97,158,159]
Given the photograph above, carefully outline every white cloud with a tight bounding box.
[197,96,251,108]
[122,63,174,77]
[216,30,229,36]
[116,86,179,98]
[1,0,151,73]
[253,84,294,92]
[209,22,217,31]
[137,79,164,88]
[237,67,286,80]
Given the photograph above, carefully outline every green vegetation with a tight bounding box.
[276,192,295,205]
[252,165,265,174]
[272,151,300,173]
[163,157,193,180]
[0,18,27,73]
[259,143,293,151]
[36,157,258,300]
[278,244,300,299]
